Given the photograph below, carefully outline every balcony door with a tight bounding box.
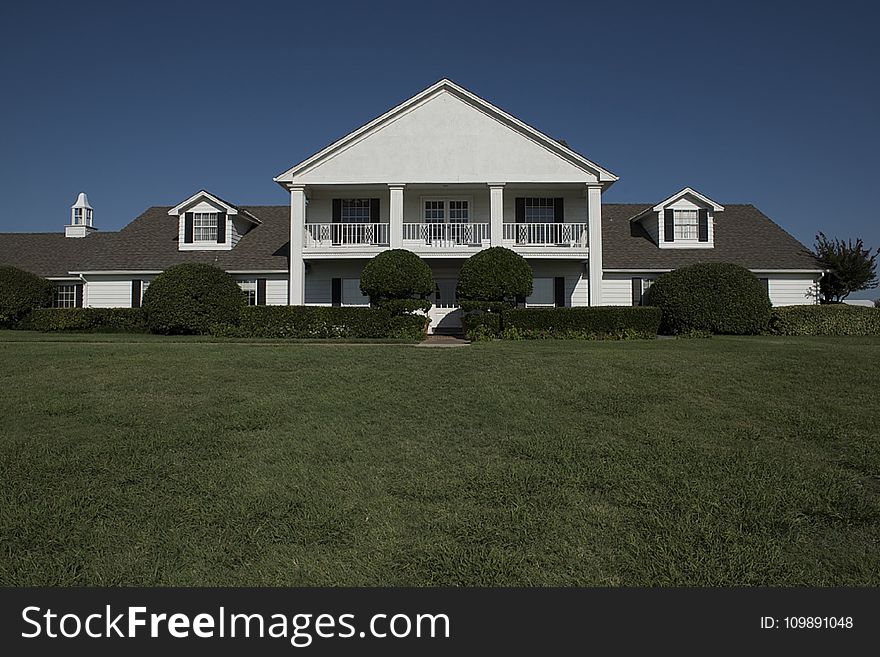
[423,198,471,245]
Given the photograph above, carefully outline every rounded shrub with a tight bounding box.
[0,265,54,327]
[456,247,533,308]
[647,262,771,335]
[142,263,245,334]
[360,249,434,314]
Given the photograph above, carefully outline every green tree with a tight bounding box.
[359,249,434,314]
[813,232,879,303]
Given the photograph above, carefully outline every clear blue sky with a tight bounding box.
[1,1,878,264]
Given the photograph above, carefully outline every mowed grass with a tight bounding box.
[0,333,878,586]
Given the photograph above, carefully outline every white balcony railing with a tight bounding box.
[402,222,490,247]
[502,223,589,247]
[304,223,389,248]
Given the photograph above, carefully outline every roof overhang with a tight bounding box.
[273,78,619,189]
[168,190,262,224]
[631,187,725,222]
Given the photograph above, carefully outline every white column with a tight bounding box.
[587,184,603,306]
[289,185,306,305]
[489,183,505,247]
[389,184,405,249]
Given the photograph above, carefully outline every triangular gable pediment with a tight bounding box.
[275,80,618,186]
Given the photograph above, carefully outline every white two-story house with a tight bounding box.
[0,79,822,332]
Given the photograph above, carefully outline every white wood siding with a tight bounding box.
[529,260,588,307]
[85,275,156,308]
[765,274,819,306]
[305,260,370,305]
[602,273,637,306]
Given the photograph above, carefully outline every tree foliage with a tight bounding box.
[0,265,54,327]
[359,249,434,314]
[456,247,533,309]
[142,263,245,334]
[813,232,879,303]
[647,262,771,335]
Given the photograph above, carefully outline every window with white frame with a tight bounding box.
[53,284,76,308]
[140,280,150,306]
[424,200,445,223]
[673,209,699,240]
[238,279,257,306]
[341,199,372,222]
[73,208,83,225]
[193,212,219,241]
[448,200,469,222]
[525,198,555,223]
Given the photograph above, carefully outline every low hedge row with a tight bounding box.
[767,305,880,336]
[463,306,661,340]
[22,308,149,333]
[214,306,427,340]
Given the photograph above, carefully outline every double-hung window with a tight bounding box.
[673,209,699,241]
[524,198,556,223]
[239,279,257,306]
[53,284,77,308]
[193,212,219,242]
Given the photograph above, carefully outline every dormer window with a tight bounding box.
[673,209,700,241]
[193,212,219,242]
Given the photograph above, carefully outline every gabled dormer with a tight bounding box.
[632,187,724,249]
[168,190,261,251]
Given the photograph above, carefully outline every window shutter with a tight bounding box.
[515,197,525,223]
[515,294,526,309]
[217,212,227,243]
[632,278,643,306]
[698,209,709,242]
[554,277,566,307]
[131,280,142,308]
[370,198,380,223]
[759,278,769,298]
[331,278,342,307]
[184,212,194,243]
[257,279,267,305]
[554,198,564,223]
[663,209,675,242]
[332,199,342,223]
[75,283,84,308]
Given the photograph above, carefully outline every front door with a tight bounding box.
[428,279,461,334]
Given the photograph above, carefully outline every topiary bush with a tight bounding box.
[142,263,245,335]
[0,266,53,327]
[360,249,434,314]
[23,308,148,333]
[457,247,533,307]
[647,262,771,335]
[215,306,427,341]
[767,304,880,336]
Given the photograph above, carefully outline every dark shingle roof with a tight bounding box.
[602,204,821,270]
[0,203,818,276]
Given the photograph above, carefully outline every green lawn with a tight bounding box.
[1,333,878,586]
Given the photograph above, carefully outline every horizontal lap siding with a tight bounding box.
[602,273,642,306]
[767,275,819,306]
[529,261,588,307]
[85,275,156,308]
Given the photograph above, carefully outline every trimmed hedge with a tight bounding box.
[0,266,53,327]
[143,263,245,335]
[23,308,148,333]
[767,304,880,336]
[463,306,661,340]
[461,311,501,341]
[214,306,427,340]
[359,249,434,314]
[457,247,533,308]
[647,262,771,335]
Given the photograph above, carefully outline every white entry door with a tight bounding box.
[428,279,461,334]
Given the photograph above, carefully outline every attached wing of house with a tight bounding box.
[0,80,822,330]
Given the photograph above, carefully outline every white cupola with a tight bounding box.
[66,192,97,237]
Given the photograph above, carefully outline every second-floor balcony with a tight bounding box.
[303,221,589,255]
